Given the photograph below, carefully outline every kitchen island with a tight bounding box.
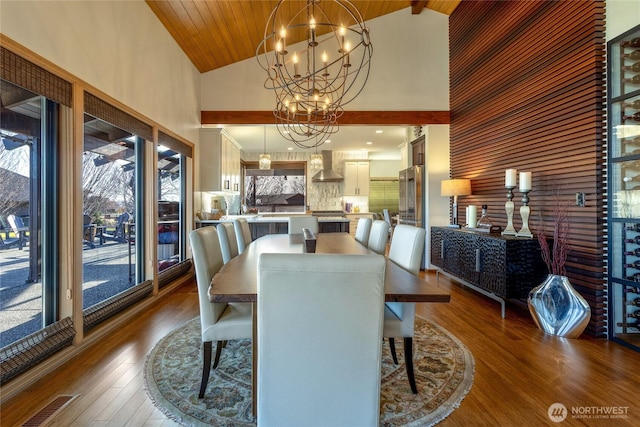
[196,214,350,239]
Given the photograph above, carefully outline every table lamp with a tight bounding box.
[441,178,472,227]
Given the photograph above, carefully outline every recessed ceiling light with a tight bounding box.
[325,139,331,143]
[366,141,373,145]
[375,129,383,134]
[287,147,293,150]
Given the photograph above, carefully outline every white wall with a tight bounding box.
[200,8,449,111]
[606,0,640,40]
[370,160,402,178]
[424,125,451,268]
[0,0,201,145]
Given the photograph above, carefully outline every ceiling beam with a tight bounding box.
[411,1,428,15]
[201,110,450,126]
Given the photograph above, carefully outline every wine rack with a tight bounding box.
[608,24,640,351]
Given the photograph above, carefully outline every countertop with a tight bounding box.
[196,215,350,223]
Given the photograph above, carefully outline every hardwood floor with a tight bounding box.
[2,271,639,426]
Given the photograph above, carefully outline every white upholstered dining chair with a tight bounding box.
[189,227,252,398]
[354,217,372,246]
[287,215,319,234]
[217,222,239,264]
[367,219,390,255]
[383,208,394,239]
[384,224,425,394]
[257,253,387,427]
[232,218,252,254]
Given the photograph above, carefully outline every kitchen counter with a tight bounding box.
[196,215,350,239]
[196,215,349,224]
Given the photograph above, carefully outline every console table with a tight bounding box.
[430,227,548,317]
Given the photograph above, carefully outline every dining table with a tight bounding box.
[208,232,451,414]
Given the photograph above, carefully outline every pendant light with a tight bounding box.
[259,126,271,170]
[310,136,323,169]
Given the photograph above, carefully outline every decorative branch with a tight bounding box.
[537,192,570,276]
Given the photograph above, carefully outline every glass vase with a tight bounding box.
[527,274,591,338]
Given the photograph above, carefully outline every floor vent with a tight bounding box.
[22,395,77,426]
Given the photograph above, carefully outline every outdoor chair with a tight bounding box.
[6,215,28,250]
[102,212,130,243]
[0,234,23,250]
[83,214,97,248]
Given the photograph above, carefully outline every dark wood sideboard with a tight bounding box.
[430,226,548,317]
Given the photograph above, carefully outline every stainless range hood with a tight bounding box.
[312,150,343,182]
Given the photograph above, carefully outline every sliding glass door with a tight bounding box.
[0,80,58,348]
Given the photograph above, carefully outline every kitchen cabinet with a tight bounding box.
[344,161,370,196]
[411,135,425,166]
[220,133,241,191]
[199,128,241,192]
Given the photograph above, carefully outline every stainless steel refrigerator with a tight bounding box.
[398,166,424,228]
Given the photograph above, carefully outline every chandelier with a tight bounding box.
[256,0,373,148]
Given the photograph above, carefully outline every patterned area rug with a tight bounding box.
[144,316,474,426]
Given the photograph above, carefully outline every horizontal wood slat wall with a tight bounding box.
[449,1,606,336]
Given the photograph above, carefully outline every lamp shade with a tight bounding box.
[441,179,472,197]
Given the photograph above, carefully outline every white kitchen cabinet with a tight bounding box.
[220,132,241,191]
[199,128,241,192]
[343,161,370,196]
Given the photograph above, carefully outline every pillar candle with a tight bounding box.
[467,205,477,227]
[519,172,532,192]
[505,169,517,187]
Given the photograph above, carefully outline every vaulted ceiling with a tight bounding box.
[144,1,461,156]
[145,0,461,73]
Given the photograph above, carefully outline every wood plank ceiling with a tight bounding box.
[145,0,461,73]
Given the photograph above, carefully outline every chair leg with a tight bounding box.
[389,337,399,365]
[199,341,213,398]
[404,337,418,394]
[212,340,224,369]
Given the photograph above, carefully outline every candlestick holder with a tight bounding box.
[516,190,533,238]
[502,186,517,236]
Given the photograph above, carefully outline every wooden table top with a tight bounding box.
[209,233,451,304]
